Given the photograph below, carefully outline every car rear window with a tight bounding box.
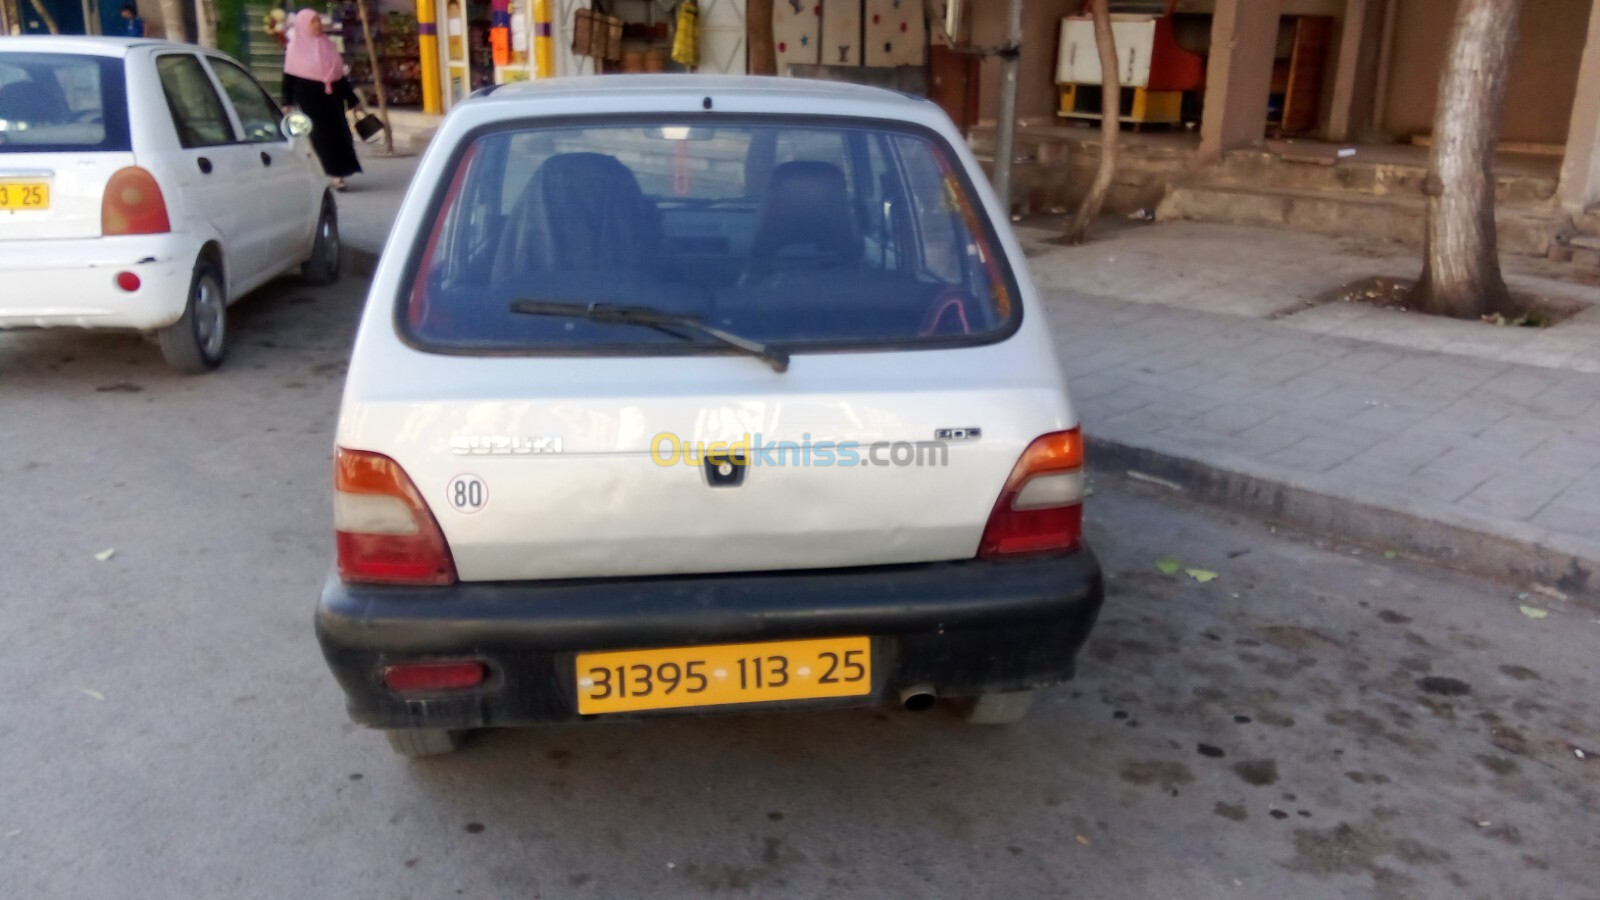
[0,53,129,152]
[404,118,1018,354]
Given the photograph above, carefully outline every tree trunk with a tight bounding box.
[195,0,217,48]
[355,0,392,154]
[157,0,186,40]
[26,0,59,34]
[1063,0,1118,245]
[747,0,775,75]
[1412,0,1523,319]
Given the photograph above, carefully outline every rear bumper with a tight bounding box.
[315,548,1106,730]
[0,234,199,330]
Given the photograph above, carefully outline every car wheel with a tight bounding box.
[961,690,1037,725]
[157,261,227,374]
[384,728,463,757]
[301,194,341,285]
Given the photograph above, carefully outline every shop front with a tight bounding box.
[331,0,513,114]
[334,1,942,129]
[338,0,752,115]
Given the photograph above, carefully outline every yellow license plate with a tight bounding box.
[0,182,49,211]
[576,636,872,715]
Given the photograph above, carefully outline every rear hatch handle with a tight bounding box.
[510,299,790,373]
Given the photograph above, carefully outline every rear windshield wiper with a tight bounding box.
[510,299,790,373]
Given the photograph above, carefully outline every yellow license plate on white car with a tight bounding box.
[576,636,872,714]
[0,182,49,211]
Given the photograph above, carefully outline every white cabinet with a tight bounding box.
[1055,15,1157,89]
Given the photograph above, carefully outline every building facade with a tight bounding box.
[968,0,1600,214]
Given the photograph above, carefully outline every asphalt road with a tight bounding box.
[2,274,1597,900]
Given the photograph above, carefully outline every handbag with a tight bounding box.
[352,111,385,143]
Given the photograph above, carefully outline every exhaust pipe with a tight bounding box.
[899,684,937,712]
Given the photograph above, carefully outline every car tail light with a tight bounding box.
[979,429,1086,557]
[382,661,485,692]
[101,167,171,235]
[334,448,457,585]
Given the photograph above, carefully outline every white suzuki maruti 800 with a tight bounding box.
[316,77,1105,757]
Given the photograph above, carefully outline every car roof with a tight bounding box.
[0,35,198,58]
[478,75,924,112]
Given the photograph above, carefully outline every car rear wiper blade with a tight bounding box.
[510,299,790,373]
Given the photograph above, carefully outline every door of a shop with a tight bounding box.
[22,0,87,34]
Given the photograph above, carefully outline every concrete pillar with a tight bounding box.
[1325,0,1386,143]
[1558,0,1600,214]
[1198,0,1282,162]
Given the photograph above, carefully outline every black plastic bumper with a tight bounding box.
[315,548,1105,729]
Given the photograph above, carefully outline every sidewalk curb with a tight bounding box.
[1087,436,1600,612]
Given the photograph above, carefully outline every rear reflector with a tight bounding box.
[334,492,419,535]
[101,167,170,236]
[1013,470,1085,510]
[382,661,486,692]
[979,429,1086,558]
[335,448,456,585]
[115,271,141,292]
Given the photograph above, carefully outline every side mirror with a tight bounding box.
[281,112,313,139]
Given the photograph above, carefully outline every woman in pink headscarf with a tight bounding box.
[282,9,363,190]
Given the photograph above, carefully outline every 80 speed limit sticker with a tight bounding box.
[446,474,488,514]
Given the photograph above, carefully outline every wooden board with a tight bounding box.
[773,0,821,72]
[697,0,748,74]
[1280,15,1333,135]
[929,41,978,131]
[864,0,926,68]
[820,0,861,66]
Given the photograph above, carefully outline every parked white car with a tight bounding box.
[0,37,340,372]
[315,76,1104,757]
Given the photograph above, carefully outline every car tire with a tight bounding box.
[961,690,1037,725]
[301,194,342,285]
[157,261,227,374]
[384,728,463,757]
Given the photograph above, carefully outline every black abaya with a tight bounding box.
[282,72,363,179]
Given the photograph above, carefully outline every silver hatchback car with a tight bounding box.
[315,77,1104,757]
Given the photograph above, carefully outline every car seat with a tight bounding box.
[491,152,662,286]
[0,79,70,126]
[743,161,861,282]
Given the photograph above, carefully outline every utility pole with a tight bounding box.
[991,0,1023,214]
